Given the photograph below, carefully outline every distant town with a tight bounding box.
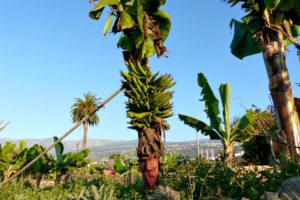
[0,138,242,161]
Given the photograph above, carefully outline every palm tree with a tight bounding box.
[179,73,273,168]
[224,0,300,159]
[70,92,100,149]
[89,0,173,189]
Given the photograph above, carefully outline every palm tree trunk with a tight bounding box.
[224,142,235,168]
[82,120,88,149]
[261,29,300,159]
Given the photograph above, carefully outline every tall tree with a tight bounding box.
[224,0,300,159]
[70,92,100,149]
[179,73,273,167]
[89,0,173,189]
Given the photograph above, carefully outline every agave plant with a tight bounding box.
[179,73,274,167]
[90,0,173,189]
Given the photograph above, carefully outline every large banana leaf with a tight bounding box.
[178,114,220,140]
[53,136,64,166]
[153,10,171,42]
[119,11,135,30]
[141,0,163,12]
[229,19,261,59]
[197,73,222,132]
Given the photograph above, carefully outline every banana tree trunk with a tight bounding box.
[224,141,235,168]
[261,29,300,159]
[82,119,88,149]
[137,128,164,189]
[36,173,43,188]
[55,172,63,186]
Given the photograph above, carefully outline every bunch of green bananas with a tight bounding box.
[121,62,174,132]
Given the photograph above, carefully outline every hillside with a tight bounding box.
[0,138,242,161]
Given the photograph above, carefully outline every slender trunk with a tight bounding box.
[261,29,300,159]
[271,130,290,159]
[128,165,131,185]
[197,131,200,157]
[137,128,164,189]
[55,173,63,186]
[36,173,43,188]
[267,136,279,164]
[64,173,70,184]
[224,142,235,168]
[16,172,22,182]
[82,120,88,149]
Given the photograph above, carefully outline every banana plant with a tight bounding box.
[109,153,139,184]
[89,0,170,64]
[54,136,91,185]
[0,141,27,182]
[25,144,55,188]
[179,73,274,168]
[224,0,300,159]
[89,0,173,189]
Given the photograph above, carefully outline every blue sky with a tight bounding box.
[0,0,300,142]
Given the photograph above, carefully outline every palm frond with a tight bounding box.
[70,92,101,125]
[231,109,275,142]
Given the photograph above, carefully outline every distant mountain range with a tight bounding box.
[0,138,242,161]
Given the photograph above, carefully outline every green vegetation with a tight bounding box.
[2,0,300,199]
[1,151,300,200]
[89,0,173,188]
[179,73,273,168]
[225,0,300,160]
[54,136,91,185]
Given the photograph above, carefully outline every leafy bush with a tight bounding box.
[160,154,300,200]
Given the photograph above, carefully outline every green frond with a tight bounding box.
[231,109,275,142]
[70,92,101,126]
